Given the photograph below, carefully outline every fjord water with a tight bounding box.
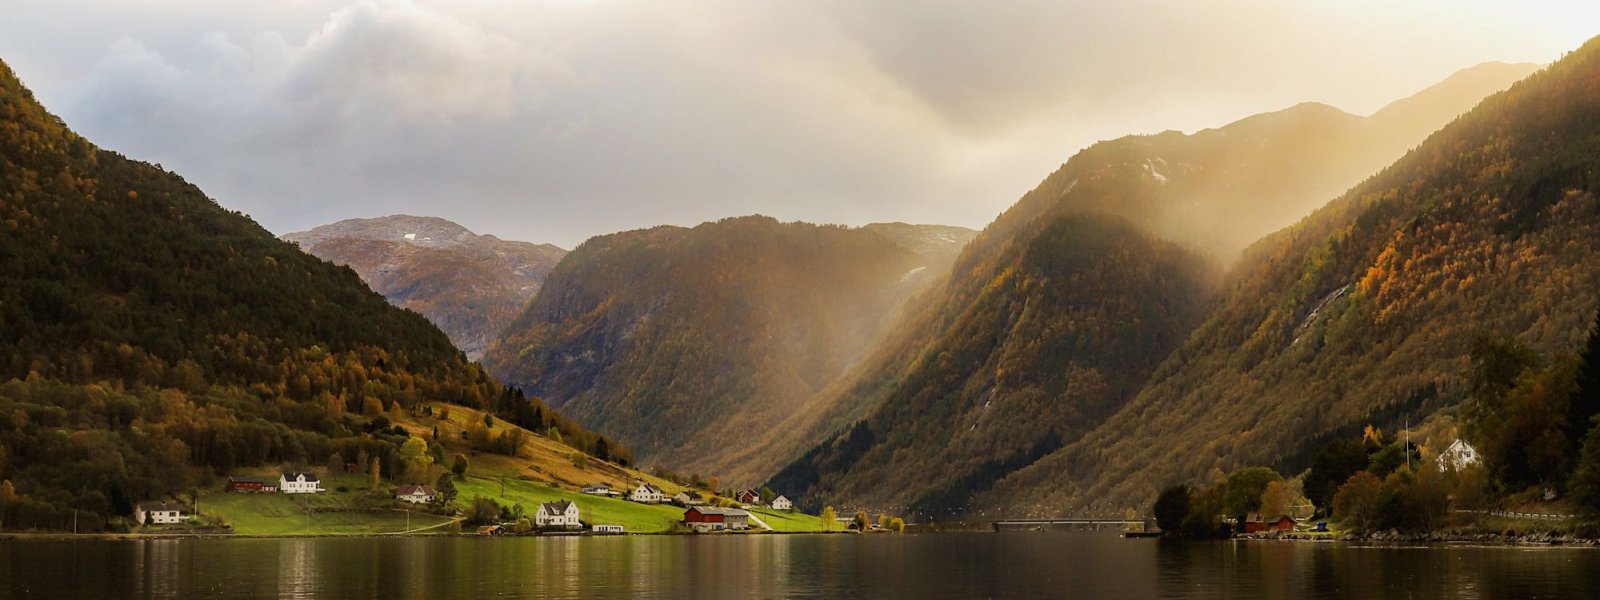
[3,532,1596,599]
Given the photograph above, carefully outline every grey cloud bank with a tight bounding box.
[0,0,1594,247]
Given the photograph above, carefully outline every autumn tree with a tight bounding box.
[1222,467,1283,520]
[369,457,382,490]
[854,510,870,531]
[889,517,905,533]
[1258,480,1297,520]
[1332,472,1382,532]
[400,437,433,483]
[452,453,469,477]
[820,506,836,531]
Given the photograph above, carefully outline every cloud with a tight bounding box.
[8,0,1593,247]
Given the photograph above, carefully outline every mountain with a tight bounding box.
[482,216,976,483]
[0,60,619,530]
[983,40,1600,515]
[768,62,1541,515]
[283,216,567,360]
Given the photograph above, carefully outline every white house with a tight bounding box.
[673,490,706,506]
[135,501,188,525]
[1437,439,1481,471]
[395,484,435,504]
[629,483,666,504]
[581,484,624,498]
[536,500,581,529]
[770,495,793,511]
[593,524,625,534]
[279,472,324,494]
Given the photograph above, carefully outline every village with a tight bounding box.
[130,469,878,537]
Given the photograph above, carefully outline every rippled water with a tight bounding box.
[2,532,1596,599]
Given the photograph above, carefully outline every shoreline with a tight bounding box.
[1234,530,1600,547]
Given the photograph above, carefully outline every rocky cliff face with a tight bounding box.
[284,215,566,360]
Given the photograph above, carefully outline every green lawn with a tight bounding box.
[747,507,830,532]
[197,474,456,535]
[454,476,689,533]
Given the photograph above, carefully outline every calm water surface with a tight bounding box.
[3,532,1596,599]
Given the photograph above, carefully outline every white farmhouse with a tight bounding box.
[1437,439,1481,471]
[279,472,324,494]
[536,500,581,530]
[770,495,793,511]
[395,484,435,504]
[629,483,666,504]
[135,501,188,525]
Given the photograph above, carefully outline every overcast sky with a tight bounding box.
[2,1,1596,247]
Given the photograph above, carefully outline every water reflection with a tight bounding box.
[3,533,1599,599]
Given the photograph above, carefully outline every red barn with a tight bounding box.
[226,476,275,493]
[1267,516,1297,532]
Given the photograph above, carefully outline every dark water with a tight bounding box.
[3,532,1597,599]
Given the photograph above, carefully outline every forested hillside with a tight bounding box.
[0,60,620,531]
[284,216,567,360]
[988,37,1600,514]
[483,217,975,483]
[768,61,1539,516]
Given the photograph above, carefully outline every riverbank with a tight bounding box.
[1236,529,1600,546]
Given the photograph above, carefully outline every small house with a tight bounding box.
[682,506,751,532]
[1267,516,1297,532]
[135,501,188,525]
[1241,512,1265,534]
[734,489,760,505]
[226,476,275,493]
[279,472,324,494]
[477,525,505,536]
[536,500,581,530]
[593,524,625,534]
[673,490,706,506]
[629,483,666,504]
[395,484,436,504]
[1437,439,1481,471]
[582,484,623,498]
[770,495,792,511]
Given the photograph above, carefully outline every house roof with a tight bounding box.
[136,501,186,513]
[687,506,749,517]
[396,485,435,496]
[678,490,702,499]
[541,500,575,514]
[282,472,320,482]
[637,483,664,493]
[583,483,611,490]
[228,476,268,484]
[771,495,789,502]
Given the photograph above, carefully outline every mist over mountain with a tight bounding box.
[482,217,975,483]
[985,39,1600,515]
[767,61,1544,516]
[284,215,567,360]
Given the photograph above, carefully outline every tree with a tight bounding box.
[1305,439,1369,514]
[452,453,469,477]
[1569,416,1600,516]
[708,477,720,493]
[1152,484,1191,533]
[0,479,16,531]
[483,414,494,429]
[1332,472,1383,532]
[434,473,459,507]
[854,510,870,531]
[466,495,500,526]
[820,506,836,531]
[877,514,890,530]
[1258,480,1297,519]
[400,437,433,483]
[760,487,776,505]
[889,517,905,533]
[1222,467,1283,519]
[369,457,382,489]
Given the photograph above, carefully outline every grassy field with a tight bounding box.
[190,403,833,535]
[195,473,456,535]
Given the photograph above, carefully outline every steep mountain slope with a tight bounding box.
[768,62,1540,515]
[988,38,1600,515]
[482,217,975,482]
[283,216,567,360]
[0,60,617,530]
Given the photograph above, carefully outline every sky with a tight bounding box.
[1,1,1596,248]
